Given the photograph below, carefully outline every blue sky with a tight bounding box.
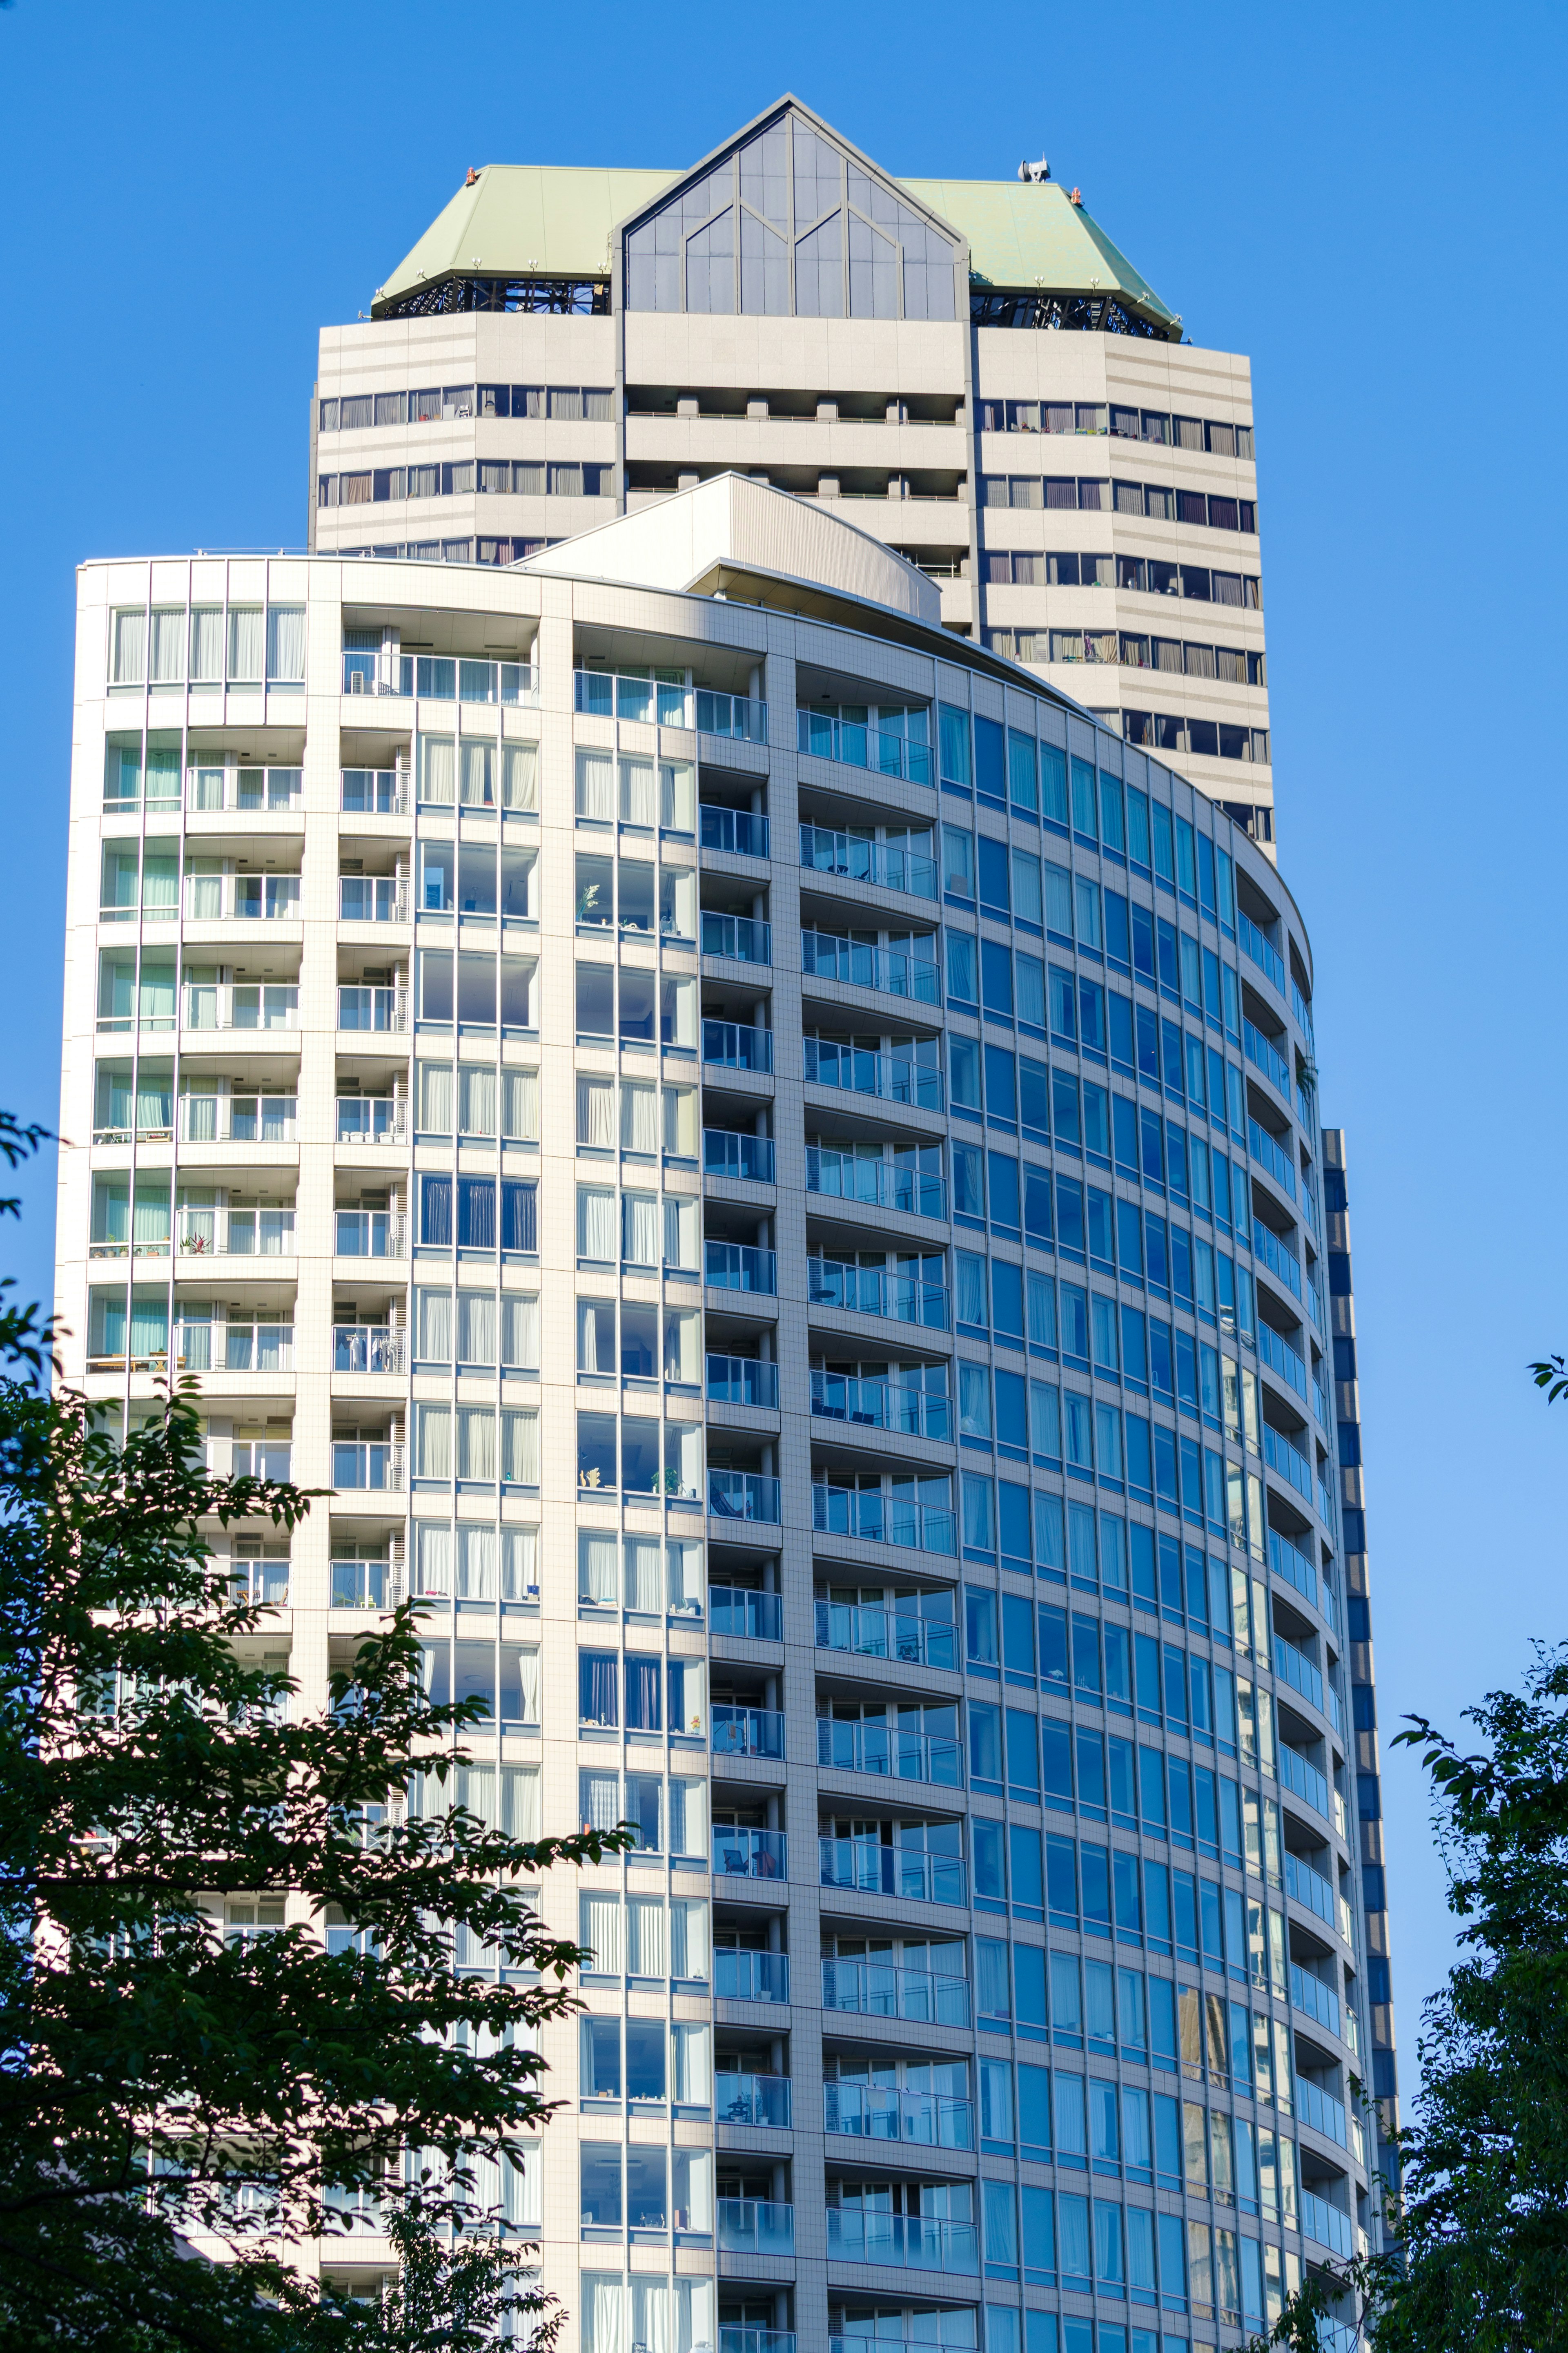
[2,0,1565,2083]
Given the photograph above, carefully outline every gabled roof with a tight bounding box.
[901,176,1175,327]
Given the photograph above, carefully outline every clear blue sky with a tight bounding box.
[3,0,1565,2086]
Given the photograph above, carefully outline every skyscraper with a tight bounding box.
[56,98,1392,2353]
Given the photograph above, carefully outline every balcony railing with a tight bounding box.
[1300,2189,1354,2261]
[715,2071,793,2126]
[824,2084,973,2150]
[332,1441,405,1492]
[575,670,766,741]
[1253,1219,1303,1301]
[174,1321,294,1373]
[176,1208,295,1257]
[811,1371,951,1442]
[702,912,772,964]
[715,1949,789,2003]
[187,765,301,813]
[335,1210,406,1258]
[802,930,940,1005]
[1262,1421,1315,1507]
[820,1957,971,2027]
[341,767,410,814]
[185,875,301,921]
[819,1837,964,1905]
[817,1718,962,1787]
[700,805,770,858]
[707,1353,779,1408]
[804,1037,944,1112]
[332,1325,406,1375]
[797,710,933,787]
[1244,1017,1292,1098]
[336,1097,408,1144]
[1296,2074,1350,2150]
[811,1485,956,1557]
[1284,1850,1341,1936]
[724,2329,795,2353]
[703,1128,775,1182]
[708,1471,782,1523]
[1268,1529,1321,1615]
[182,984,298,1033]
[1256,1316,1309,1406]
[815,1601,958,1671]
[806,1149,946,1220]
[825,2211,977,2273]
[714,1828,788,1882]
[1238,910,1287,994]
[338,986,409,1033]
[339,877,409,923]
[1291,1962,1342,2041]
[1275,1633,1327,1717]
[1248,1117,1296,1201]
[710,1585,783,1639]
[331,1558,403,1608]
[1278,1742,1331,1823]
[716,2200,793,2257]
[702,1019,773,1073]
[704,1242,778,1295]
[347,652,537,705]
[712,1705,785,1760]
[808,1259,949,1331]
[179,1094,297,1145]
[227,1557,290,1605]
[800,824,938,901]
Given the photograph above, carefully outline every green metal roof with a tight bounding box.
[901,176,1175,325]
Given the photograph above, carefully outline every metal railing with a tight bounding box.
[815,1601,957,1671]
[707,1353,779,1407]
[338,986,409,1032]
[1253,1218,1303,1301]
[331,1559,403,1609]
[332,1441,405,1492]
[811,1485,957,1557]
[715,2071,793,2126]
[804,1037,944,1111]
[1244,1017,1292,1097]
[700,805,770,857]
[820,1957,971,2026]
[702,911,772,964]
[174,1321,294,1373]
[802,930,940,1004]
[336,1097,408,1144]
[714,1829,788,1882]
[341,768,410,814]
[825,2211,977,2273]
[332,1325,405,1374]
[824,2083,973,2149]
[808,1258,949,1330]
[715,1949,789,2003]
[335,1210,406,1258]
[704,1242,777,1295]
[702,1019,773,1073]
[703,1128,775,1182]
[182,984,298,1033]
[716,2200,794,2256]
[1248,1117,1296,1200]
[806,1149,946,1219]
[710,1586,783,1639]
[708,1471,782,1523]
[800,824,938,901]
[712,1705,785,1760]
[797,711,934,787]
[819,1838,964,1905]
[817,1719,962,1787]
[179,1094,297,1144]
[811,1371,951,1441]
[1239,910,1287,993]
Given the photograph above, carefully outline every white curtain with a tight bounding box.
[627,1896,666,1978]
[670,1898,708,1980]
[581,1770,621,1831]
[415,1521,453,1596]
[580,1893,622,1974]
[419,1060,454,1133]
[501,1527,537,1600]
[621,1082,657,1153]
[227,608,264,682]
[576,751,612,819]
[501,2142,540,2228]
[458,1524,498,1600]
[502,1409,539,1486]
[458,1290,497,1366]
[581,2276,623,2353]
[578,1075,616,1147]
[662,976,696,1048]
[149,609,185,682]
[671,2023,710,2105]
[660,761,695,830]
[673,2277,713,2353]
[578,1187,616,1260]
[500,1764,540,1840]
[501,742,537,810]
[421,736,456,805]
[417,1288,453,1363]
[619,758,655,825]
[501,1068,538,1141]
[456,1762,497,1827]
[510,1647,541,1725]
[631,2281,670,2353]
[580,1530,618,1604]
[459,1064,496,1136]
[416,1404,451,1480]
[623,1537,662,1613]
[112,608,146,683]
[663,1086,696,1156]
[189,607,223,680]
[668,1776,707,1859]
[623,1193,659,1266]
[663,1196,697,1269]
[500,1294,538,1370]
[457,1407,495,1481]
[265,606,306,681]
[460,740,495,805]
[666,1540,703,1612]
[664,1423,702,1500]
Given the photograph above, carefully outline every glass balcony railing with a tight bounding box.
[700,805,770,857]
[808,1259,949,1330]
[341,767,410,814]
[802,930,940,1004]
[815,1601,958,1672]
[336,1097,408,1144]
[179,1094,296,1145]
[702,1019,773,1073]
[1278,1742,1331,1824]
[1296,2074,1350,2150]
[716,2200,793,2257]
[708,1471,782,1523]
[702,912,772,964]
[219,1438,293,1480]
[714,1949,789,2003]
[331,1558,403,1609]
[1284,1850,1340,1935]
[187,765,301,813]
[575,671,766,741]
[332,1441,405,1492]
[824,2083,973,2150]
[1248,1117,1296,1200]
[707,1353,780,1407]
[1238,910,1287,994]
[816,1719,962,1787]
[797,710,933,787]
[825,2211,977,2273]
[1274,1633,1327,1716]
[820,1957,971,2027]
[1252,1218,1303,1301]
[704,1242,778,1295]
[174,1209,295,1259]
[724,2328,795,2353]
[337,986,409,1033]
[185,875,301,921]
[228,1557,290,1606]
[1291,1961,1342,2041]
[804,1037,944,1111]
[703,1128,775,1182]
[712,1705,785,1760]
[714,1829,788,1883]
[709,1585,783,1639]
[349,653,537,705]
[1300,2190,1354,2262]
[182,984,298,1033]
[338,877,408,923]
[1262,1421,1316,1507]
[811,1371,951,1441]
[332,1324,406,1375]
[806,1149,946,1220]
[799,823,938,901]
[1268,1528,1321,1615]
[811,1486,957,1557]
[174,1322,294,1373]
[1244,1017,1292,1098]
[715,2072,793,2127]
[819,1838,964,1906]
[335,1210,406,1258]
[1256,1316,1309,1406]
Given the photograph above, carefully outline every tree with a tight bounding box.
[0,1113,629,2346]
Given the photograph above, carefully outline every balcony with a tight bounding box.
[228,1557,290,1606]
[701,806,771,858]
[709,1471,782,1524]
[703,1020,774,1074]
[1278,1742,1332,1824]
[819,1838,964,1906]
[1268,1528,1321,1615]
[712,1706,785,1761]
[346,651,537,705]
[715,1949,789,2003]
[1262,1421,1315,1508]
[174,1320,294,1373]
[807,1149,946,1220]
[704,1129,776,1183]
[176,1207,295,1258]
[179,1093,296,1145]
[1253,1219,1302,1302]
[1291,1962,1342,2041]
[185,874,301,921]
[187,765,301,813]
[1239,910,1287,994]
[804,1038,944,1113]
[714,1828,788,1882]
[724,2330,794,2353]
[824,2084,973,2150]
[825,2211,977,2274]
[182,983,298,1033]
[1296,2074,1350,2150]
[1274,1633,1328,1717]
[1244,1017,1292,1098]
[339,877,409,923]
[815,1601,956,1672]
[817,1719,962,1789]
[331,1558,403,1609]
[716,2072,793,2127]
[802,931,940,1006]
[710,1586,783,1639]
[812,1485,956,1558]
[575,670,766,743]
[716,2199,794,2257]
[808,1259,949,1331]
[702,912,772,965]
[332,1324,406,1375]
[332,1441,405,1492]
[796,711,933,787]
[341,768,410,815]
[1300,2189,1354,2261]
[800,824,938,901]
[708,1354,780,1408]
[1256,1317,1309,1407]
[1283,1850,1343,1939]
[706,1242,778,1296]
[336,1097,408,1144]
[821,1958,970,2027]
[1248,1117,1296,1201]
[335,1210,407,1259]
[811,1372,951,1443]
